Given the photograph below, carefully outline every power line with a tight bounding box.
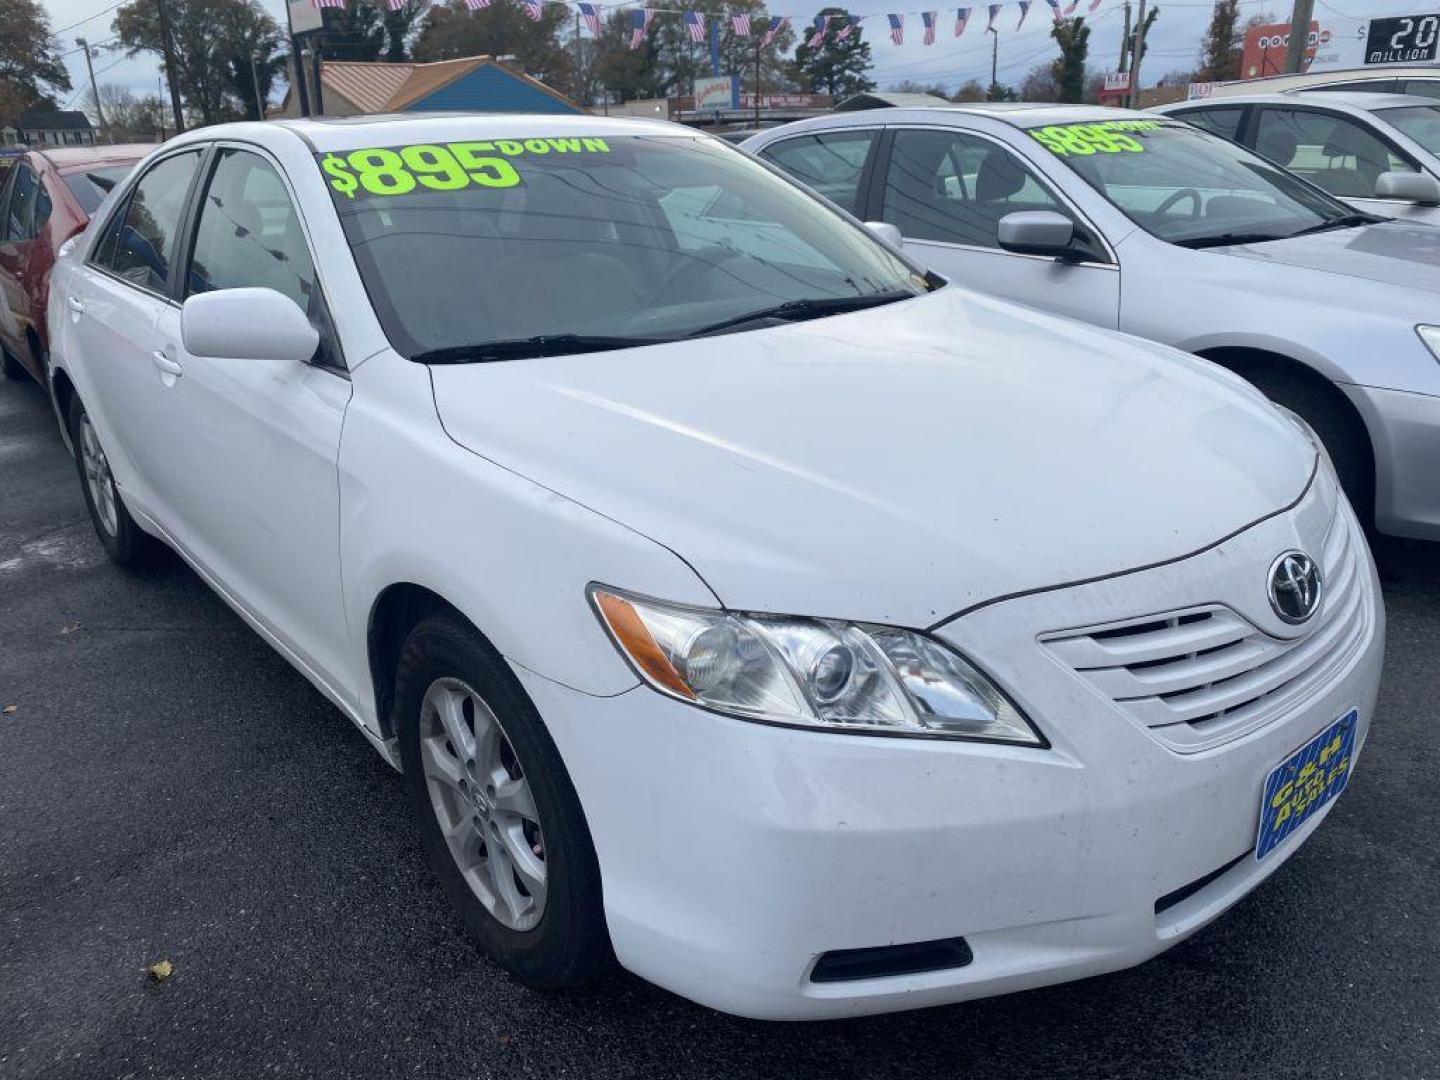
[52,2,123,36]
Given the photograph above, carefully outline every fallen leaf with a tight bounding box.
[2,705,15,715]
[147,960,173,982]
[60,623,81,635]
[498,1034,512,1047]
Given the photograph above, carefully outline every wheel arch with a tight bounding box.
[368,582,478,743]
[48,365,77,452]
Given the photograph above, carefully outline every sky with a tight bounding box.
[40,0,1412,111]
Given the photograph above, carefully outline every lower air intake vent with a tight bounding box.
[810,937,974,983]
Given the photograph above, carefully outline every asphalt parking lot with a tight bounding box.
[2,373,1437,1080]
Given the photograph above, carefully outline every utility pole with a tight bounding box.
[311,47,325,115]
[1118,0,1132,72]
[75,38,112,144]
[1283,0,1315,73]
[284,0,311,116]
[988,26,999,93]
[753,35,762,126]
[248,52,265,120]
[156,75,167,140]
[1129,0,1148,108]
[155,0,186,134]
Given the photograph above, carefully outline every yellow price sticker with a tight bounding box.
[318,137,613,200]
[1029,120,1161,157]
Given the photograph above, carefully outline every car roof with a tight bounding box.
[1158,91,1438,112]
[169,113,701,155]
[16,144,152,173]
[752,102,1170,139]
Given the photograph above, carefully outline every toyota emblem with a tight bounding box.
[1268,551,1323,625]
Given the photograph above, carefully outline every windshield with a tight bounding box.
[1025,119,1358,247]
[1375,104,1440,155]
[63,165,135,215]
[323,133,929,359]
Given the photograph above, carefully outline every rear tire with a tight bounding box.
[1,346,24,381]
[1234,366,1375,525]
[395,611,610,990]
[68,395,159,567]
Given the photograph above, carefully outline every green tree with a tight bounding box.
[114,0,278,124]
[792,7,874,98]
[1197,0,1240,81]
[0,0,72,116]
[986,80,1016,101]
[413,0,572,89]
[593,6,665,102]
[212,0,287,120]
[1050,16,1089,103]
[318,2,386,62]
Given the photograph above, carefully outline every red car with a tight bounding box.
[0,145,150,385]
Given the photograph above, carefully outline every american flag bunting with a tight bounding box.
[578,1,602,33]
[628,7,654,47]
[955,6,970,34]
[921,9,937,42]
[835,14,862,40]
[522,0,544,19]
[985,3,1000,31]
[730,12,751,35]
[806,14,828,46]
[1016,0,1030,27]
[760,14,789,45]
[683,9,706,41]
[463,0,491,10]
[887,12,904,43]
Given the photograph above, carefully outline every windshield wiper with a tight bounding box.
[412,333,672,364]
[1172,232,1289,250]
[1286,212,1382,238]
[686,291,915,338]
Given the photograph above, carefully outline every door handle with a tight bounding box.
[151,350,183,378]
[66,295,85,314]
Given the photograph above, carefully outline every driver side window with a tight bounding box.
[1252,108,1415,198]
[880,128,1076,251]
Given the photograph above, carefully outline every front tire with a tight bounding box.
[68,395,158,566]
[396,612,609,989]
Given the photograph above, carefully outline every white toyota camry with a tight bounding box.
[45,114,1383,1020]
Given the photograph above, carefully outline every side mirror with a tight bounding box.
[181,287,319,364]
[1375,170,1440,205]
[864,220,904,247]
[997,211,1080,259]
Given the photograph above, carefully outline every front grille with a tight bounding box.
[1042,505,1368,752]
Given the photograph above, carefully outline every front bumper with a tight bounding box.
[1343,382,1440,541]
[518,491,1385,1020]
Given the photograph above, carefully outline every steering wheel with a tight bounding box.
[650,246,745,306]
[1153,188,1202,219]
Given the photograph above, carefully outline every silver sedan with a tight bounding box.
[1155,91,1440,224]
[744,104,1440,541]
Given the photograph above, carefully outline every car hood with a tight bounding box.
[430,288,1314,628]
[1217,220,1440,293]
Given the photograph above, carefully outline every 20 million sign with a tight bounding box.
[1365,14,1440,65]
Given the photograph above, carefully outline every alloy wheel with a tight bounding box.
[79,415,119,538]
[418,677,548,932]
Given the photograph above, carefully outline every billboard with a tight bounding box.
[694,76,740,111]
[1240,22,1332,79]
[1365,15,1440,64]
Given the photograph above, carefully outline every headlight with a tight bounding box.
[590,587,1043,744]
[1416,324,1440,365]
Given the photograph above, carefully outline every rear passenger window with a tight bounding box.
[1175,108,1244,141]
[759,131,877,214]
[93,151,201,294]
[186,149,318,312]
[5,166,37,241]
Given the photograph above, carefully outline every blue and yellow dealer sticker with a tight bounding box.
[1256,708,1357,861]
[317,137,613,200]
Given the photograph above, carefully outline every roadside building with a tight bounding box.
[277,55,583,117]
[1,110,97,149]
